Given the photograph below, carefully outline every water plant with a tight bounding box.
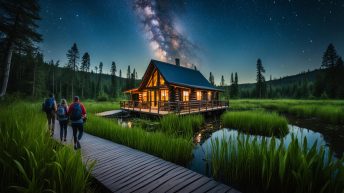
[221,110,288,137]
[160,114,204,139]
[0,102,92,193]
[85,115,193,165]
[229,99,344,124]
[210,134,344,193]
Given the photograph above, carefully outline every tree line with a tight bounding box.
[0,0,139,100]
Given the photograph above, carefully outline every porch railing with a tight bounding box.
[120,100,229,115]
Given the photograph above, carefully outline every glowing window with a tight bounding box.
[208,91,212,101]
[160,90,169,101]
[159,75,165,85]
[142,92,147,101]
[183,90,189,101]
[196,91,202,100]
[148,70,158,87]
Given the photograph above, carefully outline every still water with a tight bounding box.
[188,125,332,177]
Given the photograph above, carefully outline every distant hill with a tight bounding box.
[237,68,323,91]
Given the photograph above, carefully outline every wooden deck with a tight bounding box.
[52,122,239,193]
[121,105,228,116]
[120,100,229,116]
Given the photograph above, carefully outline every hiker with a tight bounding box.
[68,96,87,149]
[43,94,57,136]
[57,99,69,142]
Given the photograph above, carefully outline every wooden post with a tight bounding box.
[189,101,191,114]
[149,101,152,112]
[158,101,160,114]
[198,101,201,112]
[177,101,180,115]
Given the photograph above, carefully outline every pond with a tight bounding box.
[116,114,344,177]
[188,124,332,177]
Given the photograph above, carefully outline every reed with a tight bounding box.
[221,110,288,137]
[210,134,344,193]
[85,115,193,165]
[159,114,204,139]
[83,101,119,114]
[230,99,344,124]
[0,102,92,193]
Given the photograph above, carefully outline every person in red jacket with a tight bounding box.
[68,96,87,149]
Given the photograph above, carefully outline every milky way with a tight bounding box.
[134,0,198,67]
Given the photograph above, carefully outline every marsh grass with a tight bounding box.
[210,134,344,193]
[85,115,193,165]
[230,99,344,124]
[160,114,204,139]
[221,111,288,137]
[0,102,92,193]
[84,101,119,114]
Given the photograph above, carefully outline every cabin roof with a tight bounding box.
[150,59,223,91]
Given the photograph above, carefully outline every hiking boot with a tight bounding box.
[64,138,66,142]
[76,141,81,149]
[74,144,78,150]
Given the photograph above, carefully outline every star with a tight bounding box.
[58,17,62,21]
[309,39,313,43]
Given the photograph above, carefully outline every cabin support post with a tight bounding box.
[158,101,160,114]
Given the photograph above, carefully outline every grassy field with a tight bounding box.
[0,102,92,193]
[230,99,344,124]
[160,114,204,139]
[210,134,344,193]
[221,110,288,137]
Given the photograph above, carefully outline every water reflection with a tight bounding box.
[117,118,132,128]
[188,125,332,177]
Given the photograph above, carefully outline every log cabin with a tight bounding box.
[120,59,229,115]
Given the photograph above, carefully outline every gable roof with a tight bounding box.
[138,59,222,91]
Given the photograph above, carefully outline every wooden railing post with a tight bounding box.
[149,101,152,113]
[198,101,201,112]
[189,101,191,114]
[158,101,160,114]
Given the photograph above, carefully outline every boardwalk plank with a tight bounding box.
[52,121,239,193]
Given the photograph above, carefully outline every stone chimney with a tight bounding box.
[175,58,180,66]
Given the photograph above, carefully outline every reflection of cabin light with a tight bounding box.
[127,121,132,128]
[195,133,202,143]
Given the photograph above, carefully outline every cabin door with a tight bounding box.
[149,90,157,108]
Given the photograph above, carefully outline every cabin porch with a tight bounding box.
[120,100,229,116]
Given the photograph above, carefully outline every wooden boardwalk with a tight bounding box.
[53,122,239,193]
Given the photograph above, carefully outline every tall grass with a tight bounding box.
[0,102,92,193]
[210,134,344,193]
[84,101,119,114]
[160,114,204,139]
[221,111,288,137]
[85,115,193,165]
[230,99,344,124]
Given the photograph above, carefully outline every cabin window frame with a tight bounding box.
[196,91,202,100]
[182,90,189,101]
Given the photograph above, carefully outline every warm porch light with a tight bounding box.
[196,91,202,100]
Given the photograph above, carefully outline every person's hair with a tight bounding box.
[74,96,79,102]
[61,99,68,107]
[49,93,54,98]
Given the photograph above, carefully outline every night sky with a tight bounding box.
[39,0,344,83]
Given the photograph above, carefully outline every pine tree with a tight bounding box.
[66,43,79,98]
[230,73,234,97]
[119,69,122,92]
[81,52,90,98]
[0,0,42,97]
[256,58,266,98]
[220,75,225,86]
[234,72,239,97]
[132,68,136,88]
[321,44,339,98]
[97,62,103,96]
[111,61,117,97]
[126,65,131,89]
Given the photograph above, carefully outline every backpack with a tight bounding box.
[44,98,54,113]
[70,103,82,121]
[57,106,67,120]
